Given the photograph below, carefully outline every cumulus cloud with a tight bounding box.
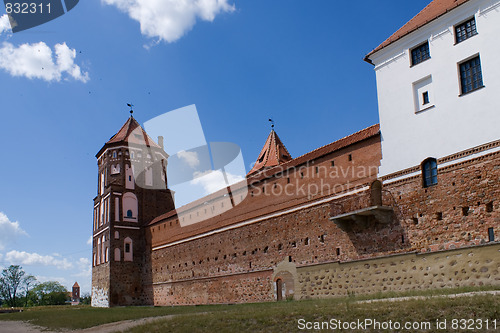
[0,212,28,250]
[5,250,73,270]
[191,169,243,194]
[73,257,91,278]
[0,41,89,82]
[0,14,11,34]
[102,0,235,42]
[178,150,200,168]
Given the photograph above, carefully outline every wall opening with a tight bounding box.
[276,279,283,301]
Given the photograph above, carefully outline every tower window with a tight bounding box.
[455,17,477,44]
[459,55,483,95]
[488,228,495,242]
[422,158,437,187]
[422,91,429,105]
[125,243,130,253]
[411,41,430,66]
[126,210,133,217]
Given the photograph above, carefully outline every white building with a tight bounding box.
[365,0,500,177]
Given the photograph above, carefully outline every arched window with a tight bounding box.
[122,192,138,221]
[124,237,133,261]
[422,158,438,187]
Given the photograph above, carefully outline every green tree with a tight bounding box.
[80,292,91,305]
[23,275,36,307]
[31,281,68,306]
[0,265,26,307]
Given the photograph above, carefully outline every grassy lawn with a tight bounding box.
[124,295,500,333]
[0,286,498,332]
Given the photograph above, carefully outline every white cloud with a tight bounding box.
[0,212,28,250]
[178,150,200,168]
[0,41,89,82]
[86,236,92,245]
[5,250,73,270]
[102,0,235,43]
[73,257,91,278]
[191,169,244,194]
[0,14,11,34]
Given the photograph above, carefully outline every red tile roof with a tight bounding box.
[365,0,471,63]
[248,124,380,182]
[97,116,161,156]
[107,116,161,148]
[148,123,380,226]
[247,130,292,175]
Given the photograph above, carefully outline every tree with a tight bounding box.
[23,275,36,307]
[30,281,68,306]
[0,265,26,307]
[80,292,91,305]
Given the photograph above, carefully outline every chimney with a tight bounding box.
[158,136,164,149]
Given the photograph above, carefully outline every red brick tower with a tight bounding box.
[91,115,175,307]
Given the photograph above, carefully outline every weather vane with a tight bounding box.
[268,118,274,129]
[127,103,134,116]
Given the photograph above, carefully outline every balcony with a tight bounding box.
[330,181,394,230]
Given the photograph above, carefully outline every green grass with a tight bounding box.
[0,304,220,330]
[125,295,500,333]
[0,286,498,332]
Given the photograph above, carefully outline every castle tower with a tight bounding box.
[71,282,80,305]
[91,115,175,307]
[247,129,292,175]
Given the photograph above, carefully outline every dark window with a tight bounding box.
[422,91,429,105]
[125,243,130,253]
[488,227,494,242]
[455,17,477,44]
[126,209,133,217]
[422,158,438,187]
[460,56,483,95]
[411,41,430,66]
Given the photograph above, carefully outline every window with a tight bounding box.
[422,91,429,105]
[126,209,133,217]
[488,227,495,242]
[455,17,477,44]
[422,158,437,187]
[411,41,430,66]
[459,55,483,95]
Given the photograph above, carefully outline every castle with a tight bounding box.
[92,0,500,307]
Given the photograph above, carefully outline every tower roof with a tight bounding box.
[97,116,161,157]
[107,116,161,148]
[73,282,79,288]
[365,0,470,63]
[248,129,292,175]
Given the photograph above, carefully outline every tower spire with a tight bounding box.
[127,103,134,117]
[247,126,292,175]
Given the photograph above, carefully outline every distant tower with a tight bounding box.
[91,114,175,307]
[71,282,80,305]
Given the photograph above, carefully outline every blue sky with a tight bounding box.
[0,0,431,294]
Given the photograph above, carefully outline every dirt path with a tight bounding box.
[0,315,176,333]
